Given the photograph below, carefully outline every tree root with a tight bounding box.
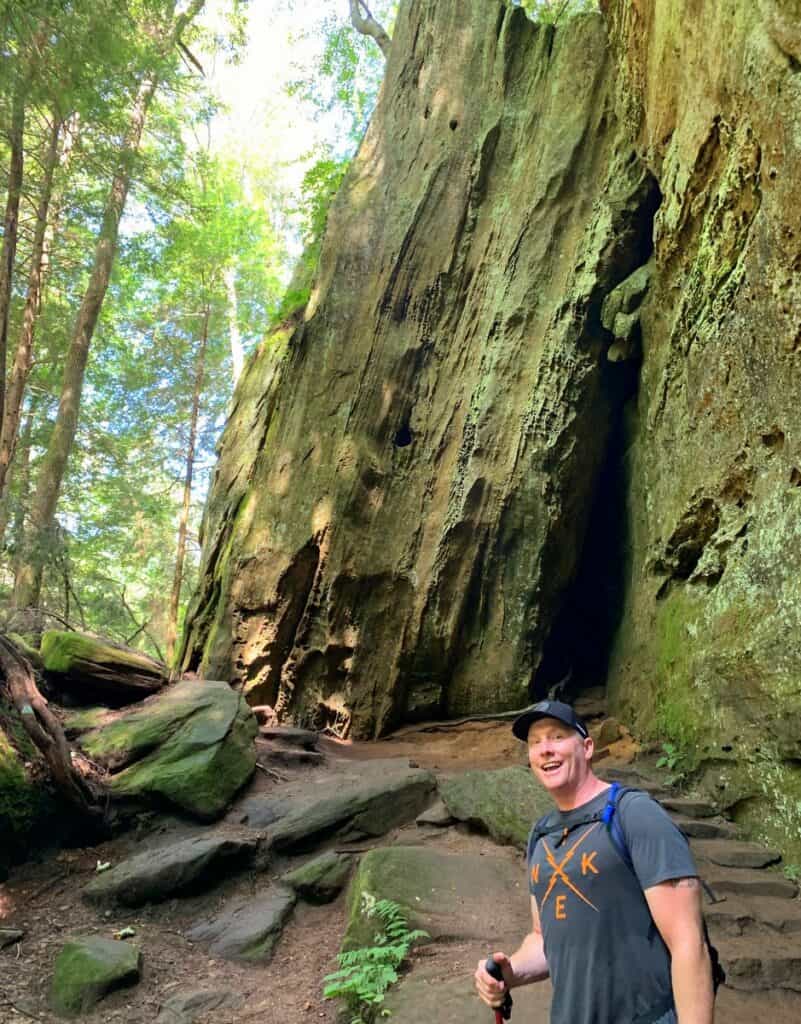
[0,633,105,819]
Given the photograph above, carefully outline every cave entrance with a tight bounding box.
[535,360,638,705]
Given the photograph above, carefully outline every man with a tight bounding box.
[474,700,713,1024]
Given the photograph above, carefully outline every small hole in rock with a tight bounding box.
[449,118,458,131]
[394,424,413,447]
[791,467,801,487]
[721,744,733,752]
[423,105,431,119]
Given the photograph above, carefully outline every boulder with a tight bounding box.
[282,850,353,903]
[41,631,168,705]
[267,760,435,852]
[0,927,24,948]
[343,845,528,951]
[416,799,455,827]
[48,936,141,1016]
[73,678,257,820]
[186,888,296,962]
[439,766,553,848]
[83,833,257,907]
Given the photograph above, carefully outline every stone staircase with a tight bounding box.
[600,764,801,1003]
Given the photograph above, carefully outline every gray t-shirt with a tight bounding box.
[527,787,697,1024]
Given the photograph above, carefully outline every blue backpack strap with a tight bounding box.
[601,781,635,871]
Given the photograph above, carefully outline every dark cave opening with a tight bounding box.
[535,172,662,706]
[534,364,638,703]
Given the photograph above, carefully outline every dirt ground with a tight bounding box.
[0,721,532,1024]
[2,718,794,1024]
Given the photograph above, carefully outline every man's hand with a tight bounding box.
[474,951,514,1008]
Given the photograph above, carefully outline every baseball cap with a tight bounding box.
[511,700,589,742]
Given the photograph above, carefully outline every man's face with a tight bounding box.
[526,716,593,795]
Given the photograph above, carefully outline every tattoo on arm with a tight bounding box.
[667,877,700,889]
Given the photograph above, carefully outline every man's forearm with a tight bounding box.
[671,945,714,1024]
[509,930,549,987]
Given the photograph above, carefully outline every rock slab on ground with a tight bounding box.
[186,888,296,962]
[267,760,436,851]
[48,936,141,1016]
[73,678,257,820]
[83,833,257,907]
[343,845,528,951]
[155,988,244,1024]
[282,850,353,903]
[439,766,553,848]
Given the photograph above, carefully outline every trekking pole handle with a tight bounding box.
[485,957,513,1022]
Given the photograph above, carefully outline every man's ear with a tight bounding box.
[583,735,594,761]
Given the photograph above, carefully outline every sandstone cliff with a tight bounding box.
[181,1,801,854]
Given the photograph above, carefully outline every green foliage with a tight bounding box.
[517,0,599,24]
[323,896,428,1024]
[783,862,801,884]
[655,741,688,786]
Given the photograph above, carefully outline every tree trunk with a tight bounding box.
[0,115,61,507]
[224,265,244,385]
[0,86,25,434]
[0,401,33,557]
[166,307,209,666]
[13,0,204,615]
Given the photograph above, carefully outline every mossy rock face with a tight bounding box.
[0,700,47,880]
[74,679,258,820]
[48,936,141,1016]
[41,630,168,706]
[439,766,553,849]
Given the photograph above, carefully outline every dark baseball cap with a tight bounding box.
[512,700,589,742]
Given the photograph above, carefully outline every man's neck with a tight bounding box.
[552,772,609,812]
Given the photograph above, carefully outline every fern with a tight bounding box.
[323,896,429,1024]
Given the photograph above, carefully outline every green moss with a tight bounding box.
[0,705,46,877]
[41,631,164,676]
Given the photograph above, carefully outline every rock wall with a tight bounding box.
[603,0,801,857]
[182,0,801,856]
[180,0,659,736]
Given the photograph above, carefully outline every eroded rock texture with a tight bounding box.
[603,0,801,856]
[183,0,801,857]
[181,2,658,736]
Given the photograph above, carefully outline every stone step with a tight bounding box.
[670,814,738,840]
[692,839,782,870]
[661,797,718,818]
[716,933,801,992]
[697,863,798,901]
[596,767,672,799]
[706,894,801,937]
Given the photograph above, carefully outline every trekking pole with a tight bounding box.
[485,957,513,1023]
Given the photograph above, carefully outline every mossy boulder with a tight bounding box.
[0,700,47,880]
[72,678,258,820]
[439,766,553,849]
[49,936,141,1016]
[41,630,168,706]
[282,850,353,903]
[342,846,529,951]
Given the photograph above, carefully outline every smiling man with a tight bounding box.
[474,700,714,1024]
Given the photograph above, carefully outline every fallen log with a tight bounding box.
[41,630,168,706]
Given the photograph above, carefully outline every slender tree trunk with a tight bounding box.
[224,265,244,385]
[166,308,209,665]
[0,115,61,507]
[0,401,33,556]
[0,86,25,433]
[13,0,204,614]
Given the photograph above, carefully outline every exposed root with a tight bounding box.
[0,633,105,820]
